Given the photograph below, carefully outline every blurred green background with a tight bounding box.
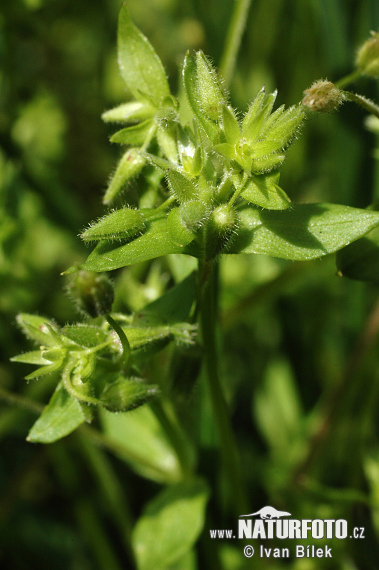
[2,0,379,568]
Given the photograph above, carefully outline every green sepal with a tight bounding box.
[230,203,379,260]
[15,314,60,348]
[222,105,240,144]
[102,101,155,124]
[24,357,65,381]
[240,173,291,210]
[166,170,198,202]
[195,51,225,121]
[182,52,219,141]
[103,149,146,205]
[61,324,110,348]
[11,351,53,366]
[157,125,178,163]
[110,120,155,146]
[242,89,277,142]
[81,208,146,243]
[336,225,379,284]
[117,6,170,106]
[100,376,159,412]
[27,382,89,443]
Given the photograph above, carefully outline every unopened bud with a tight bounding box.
[101,376,159,412]
[302,80,344,113]
[204,203,237,260]
[68,271,114,318]
[356,31,379,78]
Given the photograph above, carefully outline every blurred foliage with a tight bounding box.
[2,0,379,568]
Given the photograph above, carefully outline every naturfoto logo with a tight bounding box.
[238,505,348,539]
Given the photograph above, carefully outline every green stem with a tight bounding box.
[342,90,379,119]
[106,314,131,367]
[335,69,362,89]
[219,0,253,88]
[198,259,247,515]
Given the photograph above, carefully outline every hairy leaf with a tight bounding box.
[230,203,379,260]
[118,6,170,106]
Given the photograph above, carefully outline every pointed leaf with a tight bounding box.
[240,173,291,210]
[118,6,170,105]
[132,479,209,570]
[100,406,183,483]
[110,120,155,146]
[195,51,225,121]
[336,226,379,284]
[27,382,87,443]
[230,203,379,260]
[102,101,155,124]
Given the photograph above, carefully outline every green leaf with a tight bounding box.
[27,382,87,443]
[336,225,379,284]
[135,272,196,323]
[103,149,146,205]
[230,203,379,260]
[240,173,291,210]
[118,6,170,106]
[81,208,146,243]
[102,101,155,124]
[110,120,155,146]
[100,406,183,483]
[132,479,209,570]
[167,207,197,246]
[81,215,195,272]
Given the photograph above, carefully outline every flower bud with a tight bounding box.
[196,51,225,121]
[204,203,237,260]
[68,271,114,318]
[167,201,206,246]
[356,31,379,78]
[302,80,344,113]
[101,376,159,412]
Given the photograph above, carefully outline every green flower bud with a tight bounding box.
[101,376,159,412]
[68,271,114,318]
[356,31,379,78]
[204,203,237,260]
[302,80,344,113]
[196,51,225,121]
[81,207,146,243]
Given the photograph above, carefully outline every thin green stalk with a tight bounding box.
[335,69,362,89]
[198,259,247,515]
[106,314,131,367]
[219,0,253,88]
[342,90,379,119]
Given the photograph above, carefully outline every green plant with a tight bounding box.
[9,4,379,568]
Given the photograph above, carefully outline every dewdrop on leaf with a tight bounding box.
[302,80,344,113]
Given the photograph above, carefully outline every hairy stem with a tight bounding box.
[219,0,253,88]
[335,69,362,89]
[342,90,379,119]
[198,259,247,514]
